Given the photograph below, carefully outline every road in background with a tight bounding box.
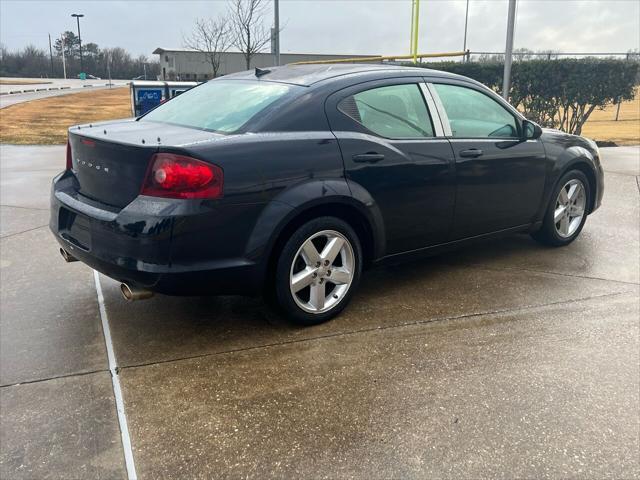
[0,78,129,94]
[0,145,638,479]
[0,78,129,109]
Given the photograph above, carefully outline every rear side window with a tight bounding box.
[339,84,434,138]
[433,83,519,138]
[141,80,296,133]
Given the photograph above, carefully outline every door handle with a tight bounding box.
[459,148,483,158]
[352,152,385,163]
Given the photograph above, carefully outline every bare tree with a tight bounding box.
[229,0,272,70]
[183,17,232,78]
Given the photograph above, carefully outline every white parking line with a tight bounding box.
[93,270,138,480]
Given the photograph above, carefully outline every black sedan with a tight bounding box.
[51,64,604,324]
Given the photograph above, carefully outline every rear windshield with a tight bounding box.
[140,80,296,133]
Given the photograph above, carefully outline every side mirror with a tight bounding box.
[523,120,543,140]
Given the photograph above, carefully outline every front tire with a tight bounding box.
[274,217,362,325]
[532,169,590,246]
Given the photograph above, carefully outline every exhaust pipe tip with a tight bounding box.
[120,283,154,301]
[60,248,78,263]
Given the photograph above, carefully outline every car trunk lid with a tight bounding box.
[68,119,221,208]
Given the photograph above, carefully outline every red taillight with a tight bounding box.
[66,140,72,170]
[141,153,223,199]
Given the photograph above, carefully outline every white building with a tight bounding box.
[153,48,379,81]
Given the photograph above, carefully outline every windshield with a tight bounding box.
[141,80,296,133]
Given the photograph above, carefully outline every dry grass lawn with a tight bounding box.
[0,84,638,145]
[581,90,640,145]
[0,87,131,145]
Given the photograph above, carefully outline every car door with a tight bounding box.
[428,80,547,240]
[325,78,456,255]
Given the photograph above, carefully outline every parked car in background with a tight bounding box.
[51,64,604,325]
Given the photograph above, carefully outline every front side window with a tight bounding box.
[339,84,434,138]
[141,80,296,133]
[433,83,519,138]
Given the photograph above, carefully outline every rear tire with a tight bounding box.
[273,216,362,326]
[531,169,590,246]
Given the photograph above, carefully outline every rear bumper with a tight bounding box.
[50,171,265,295]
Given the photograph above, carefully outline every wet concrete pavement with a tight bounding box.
[1,144,638,479]
[1,372,126,479]
[121,292,639,479]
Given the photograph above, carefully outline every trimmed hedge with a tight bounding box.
[415,59,640,135]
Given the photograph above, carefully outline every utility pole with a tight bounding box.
[71,13,85,73]
[274,0,280,66]
[107,52,112,88]
[462,0,470,61]
[61,35,67,79]
[502,0,517,100]
[48,33,54,77]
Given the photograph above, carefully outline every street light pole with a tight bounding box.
[71,13,84,73]
[502,0,516,100]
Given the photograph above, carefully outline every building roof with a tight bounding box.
[152,48,378,58]
[153,48,198,54]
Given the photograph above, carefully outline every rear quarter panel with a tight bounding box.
[166,132,349,267]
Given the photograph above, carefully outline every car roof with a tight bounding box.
[222,63,465,87]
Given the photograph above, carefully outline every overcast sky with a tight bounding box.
[1,0,639,58]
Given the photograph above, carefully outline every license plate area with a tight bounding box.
[59,207,92,251]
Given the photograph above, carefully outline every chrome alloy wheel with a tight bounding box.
[554,179,586,238]
[289,230,355,314]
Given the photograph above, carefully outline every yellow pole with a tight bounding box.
[413,0,420,63]
[409,0,415,56]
